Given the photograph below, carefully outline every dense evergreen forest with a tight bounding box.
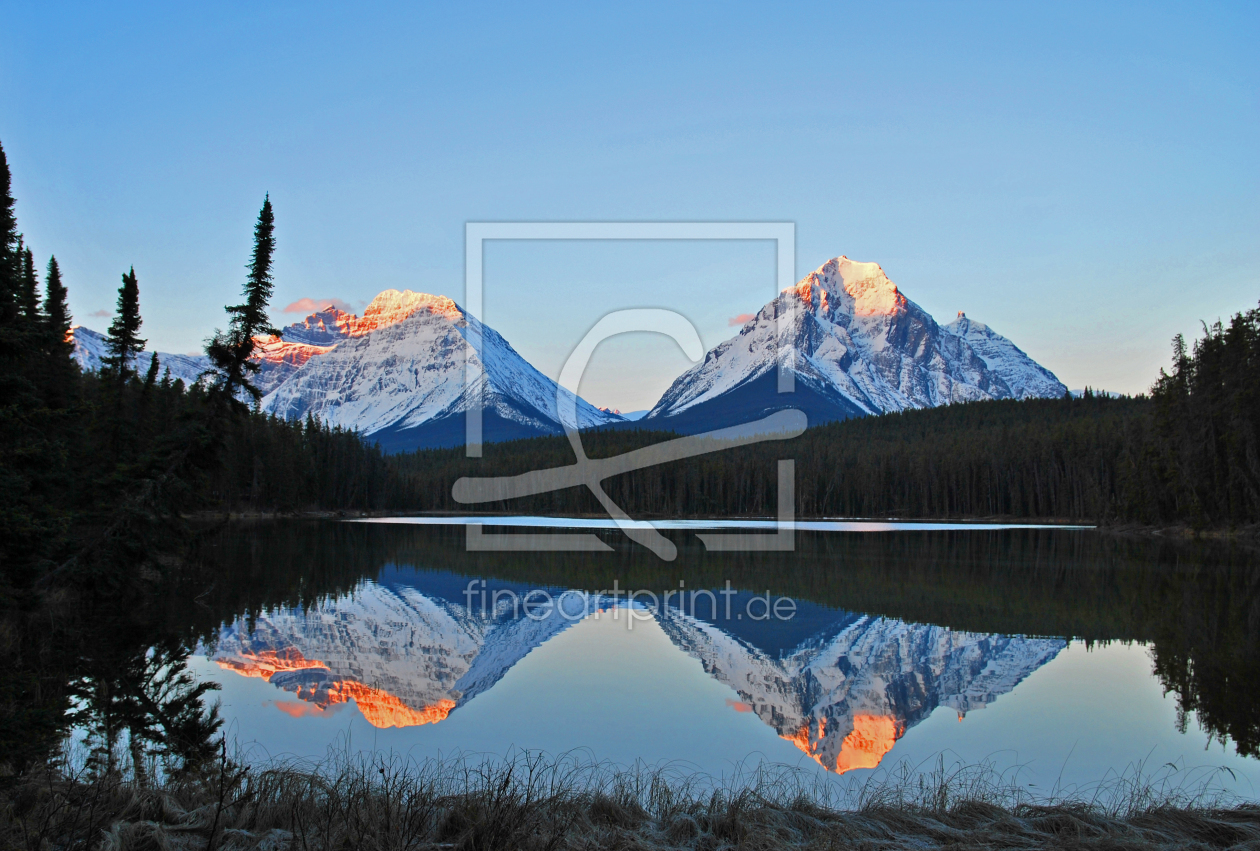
[385,359,1258,528]
[0,140,399,610]
[0,139,395,776]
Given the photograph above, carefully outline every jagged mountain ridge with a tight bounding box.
[206,580,599,728]
[656,606,1064,773]
[71,291,624,449]
[73,258,1063,448]
[644,257,1066,433]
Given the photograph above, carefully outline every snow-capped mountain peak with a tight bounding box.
[249,292,464,397]
[941,310,1065,400]
[278,307,357,346]
[260,294,623,449]
[793,255,906,318]
[643,256,1067,432]
[357,290,462,329]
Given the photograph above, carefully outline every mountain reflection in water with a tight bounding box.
[175,519,1260,786]
[207,573,1063,774]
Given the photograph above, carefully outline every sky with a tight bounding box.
[1,1,1257,410]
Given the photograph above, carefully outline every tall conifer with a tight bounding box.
[41,256,75,407]
[0,140,18,328]
[19,245,40,323]
[206,195,280,403]
[103,267,145,386]
[43,256,71,349]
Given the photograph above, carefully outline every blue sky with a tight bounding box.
[2,1,1256,410]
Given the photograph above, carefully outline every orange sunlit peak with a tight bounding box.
[834,715,902,774]
[781,714,903,775]
[327,681,455,728]
[215,648,330,680]
[781,717,832,771]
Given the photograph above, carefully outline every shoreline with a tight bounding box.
[8,750,1257,850]
[185,509,1260,543]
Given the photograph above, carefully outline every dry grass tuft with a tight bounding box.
[2,746,1257,850]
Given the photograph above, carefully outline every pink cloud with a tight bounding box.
[283,297,355,315]
[728,313,755,327]
[725,698,754,713]
[90,309,111,318]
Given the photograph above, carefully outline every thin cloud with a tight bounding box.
[89,309,111,318]
[283,297,355,315]
[728,313,755,327]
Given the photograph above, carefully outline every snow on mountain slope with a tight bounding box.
[645,257,1066,430]
[73,324,298,394]
[943,312,1064,400]
[71,326,212,386]
[656,607,1064,774]
[250,336,337,395]
[206,580,598,728]
[260,290,622,443]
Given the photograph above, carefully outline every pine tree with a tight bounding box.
[144,351,160,390]
[19,245,40,322]
[206,195,279,404]
[43,256,70,344]
[103,267,145,386]
[0,140,19,329]
[40,256,76,408]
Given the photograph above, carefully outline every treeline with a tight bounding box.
[384,314,1260,529]
[1152,313,1260,526]
[385,394,1155,522]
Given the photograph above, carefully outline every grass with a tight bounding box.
[3,745,1258,850]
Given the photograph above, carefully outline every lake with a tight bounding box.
[175,518,1259,798]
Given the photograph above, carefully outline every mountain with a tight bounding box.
[657,605,1064,773]
[207,578,598,728]
[72,323,324,396]
[642,257,1067,434]
[71,326,213,386]
[72,293,622,450]
[260,290,623,451]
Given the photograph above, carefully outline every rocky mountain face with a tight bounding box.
[71,291,623,450]
[258,290,623,450]
[656,607,1064,773]
[206,578,1063,773]
[206,580,599,728]
[643,257,1066,433]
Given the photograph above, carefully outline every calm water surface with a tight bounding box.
[181,520,1260,796]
